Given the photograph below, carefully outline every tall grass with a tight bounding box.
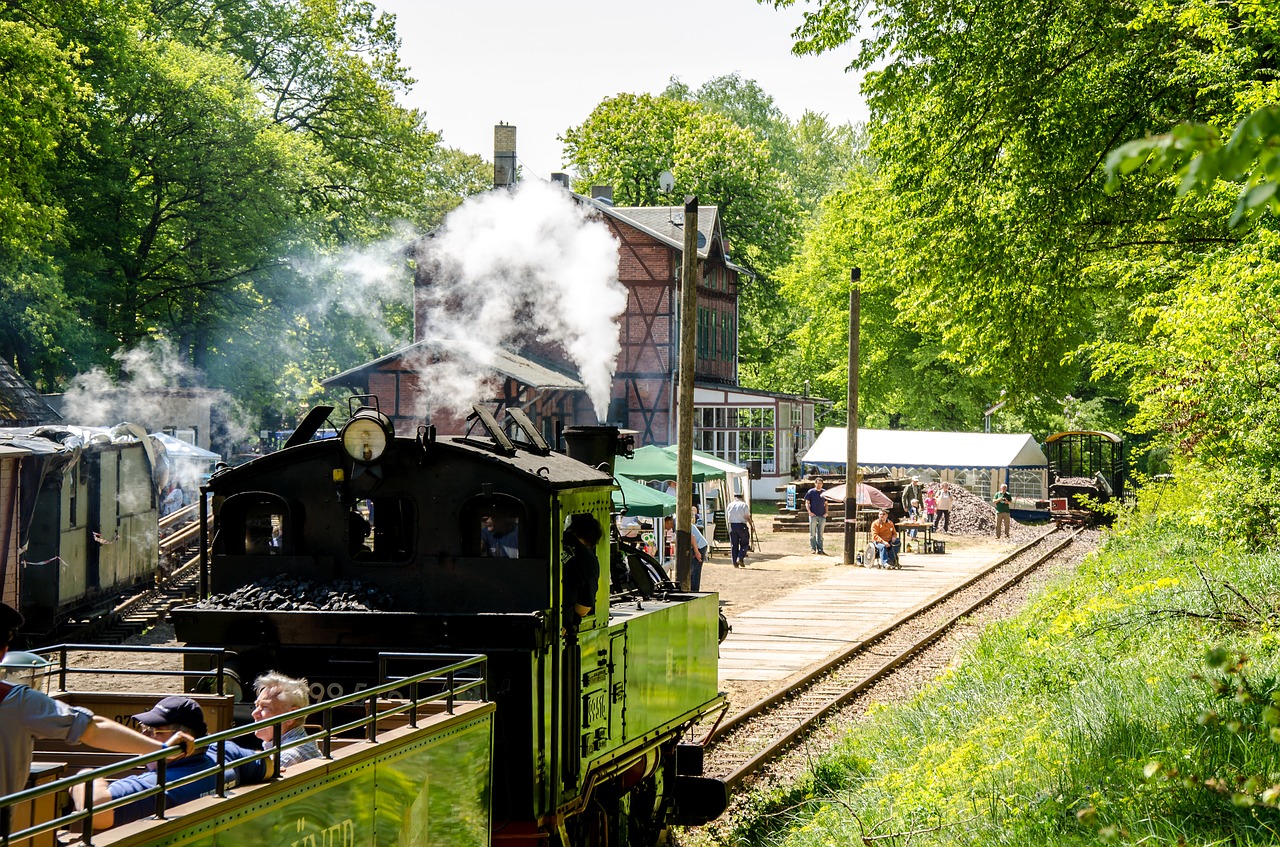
[716,509,1280,846]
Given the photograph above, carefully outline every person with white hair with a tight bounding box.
[252,672,321,768]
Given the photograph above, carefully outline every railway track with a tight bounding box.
[701,526,1082,788]
[53,503,207,643]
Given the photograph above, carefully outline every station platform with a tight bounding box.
[715,539,1017,687]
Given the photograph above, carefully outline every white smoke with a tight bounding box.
[288,224,417,350]
[60,338,201,426]
[59,337,255,449]
[418,180,626,420]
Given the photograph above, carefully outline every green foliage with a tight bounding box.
[1092,227,1280,544]
[722,511,1280,846]
[0,0,484,428]
[764,0,1273,432]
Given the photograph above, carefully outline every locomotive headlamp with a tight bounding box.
[340,411,392,463]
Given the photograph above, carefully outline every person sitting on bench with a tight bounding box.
[80,696,273,828]
[871,509,901,569]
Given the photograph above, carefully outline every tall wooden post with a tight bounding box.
[843,268,861,566]
[675,196,699,589]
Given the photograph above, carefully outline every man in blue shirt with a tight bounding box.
[803,478,829,555]
[84,696,273,828]
[1,603,197,800]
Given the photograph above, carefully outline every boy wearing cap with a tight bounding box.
[83,695,273,828]
[0,602,197,799]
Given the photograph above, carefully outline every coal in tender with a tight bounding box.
[195,575,397,612]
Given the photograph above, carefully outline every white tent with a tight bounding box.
[803,428,1047,471]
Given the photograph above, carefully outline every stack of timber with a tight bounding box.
[771,475,908,533]
[772,478,847,533]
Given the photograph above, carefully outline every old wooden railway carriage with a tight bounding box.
[170,402,727,846]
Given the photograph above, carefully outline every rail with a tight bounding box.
[0,652,488,847]
[706,528,1082,788]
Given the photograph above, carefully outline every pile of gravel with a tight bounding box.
[942,485,999,535]
[194,575,396,612]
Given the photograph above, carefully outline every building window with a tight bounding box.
[694,406,776,473]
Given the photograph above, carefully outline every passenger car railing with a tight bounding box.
[1,652,488,847]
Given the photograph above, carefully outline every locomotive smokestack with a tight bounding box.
[494,123,517,188]
[562,425,627,475]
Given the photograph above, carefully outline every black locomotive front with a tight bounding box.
[172,404,726,846]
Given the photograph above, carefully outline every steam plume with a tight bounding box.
[417,179,626,420]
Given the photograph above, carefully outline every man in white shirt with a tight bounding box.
[725,492,752,568]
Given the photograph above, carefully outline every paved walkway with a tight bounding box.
[718,541,1014,685]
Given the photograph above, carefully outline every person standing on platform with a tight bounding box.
[901,476,921,519]
[924,488,938,529]
[725,492,751,568]
[689,517,708,591]
[935,483,954,533]
[993,483,1013,539]
[803,477,828,555]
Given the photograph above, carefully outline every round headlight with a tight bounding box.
[341,413,391,463]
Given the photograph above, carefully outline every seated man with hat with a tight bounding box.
[82,696,273,828]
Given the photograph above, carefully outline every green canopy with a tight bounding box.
[612,473,677,518]
[614,444,720,482]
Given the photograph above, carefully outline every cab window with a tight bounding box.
[460,494,528,558]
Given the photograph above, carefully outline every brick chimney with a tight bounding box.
[494,123,517,188]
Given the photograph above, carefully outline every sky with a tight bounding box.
[372,0,869,182]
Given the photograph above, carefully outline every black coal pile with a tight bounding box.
[194,576,396,612]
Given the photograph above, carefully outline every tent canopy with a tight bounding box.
[613,445,752,507]
[612,474,677,518]
[614,445,720,483]
[803,428,1047,470]
[822,482,892,508]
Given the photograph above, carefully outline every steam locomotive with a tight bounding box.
[170,399,728,847]
[1045,430,1125,526]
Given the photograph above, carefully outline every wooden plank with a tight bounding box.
[719,545,1010,685]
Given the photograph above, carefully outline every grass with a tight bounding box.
[710,507,1280,846]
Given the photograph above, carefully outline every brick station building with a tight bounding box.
[326,182,822,500]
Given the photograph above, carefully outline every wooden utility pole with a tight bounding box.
[675,196,699,589]
[843,268,861,566]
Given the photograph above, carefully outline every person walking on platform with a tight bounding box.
[993,483,1013,539]
[901,476,921,518]
[726,492,751,568]
[803,478,828,555]
[935,483,954,533]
